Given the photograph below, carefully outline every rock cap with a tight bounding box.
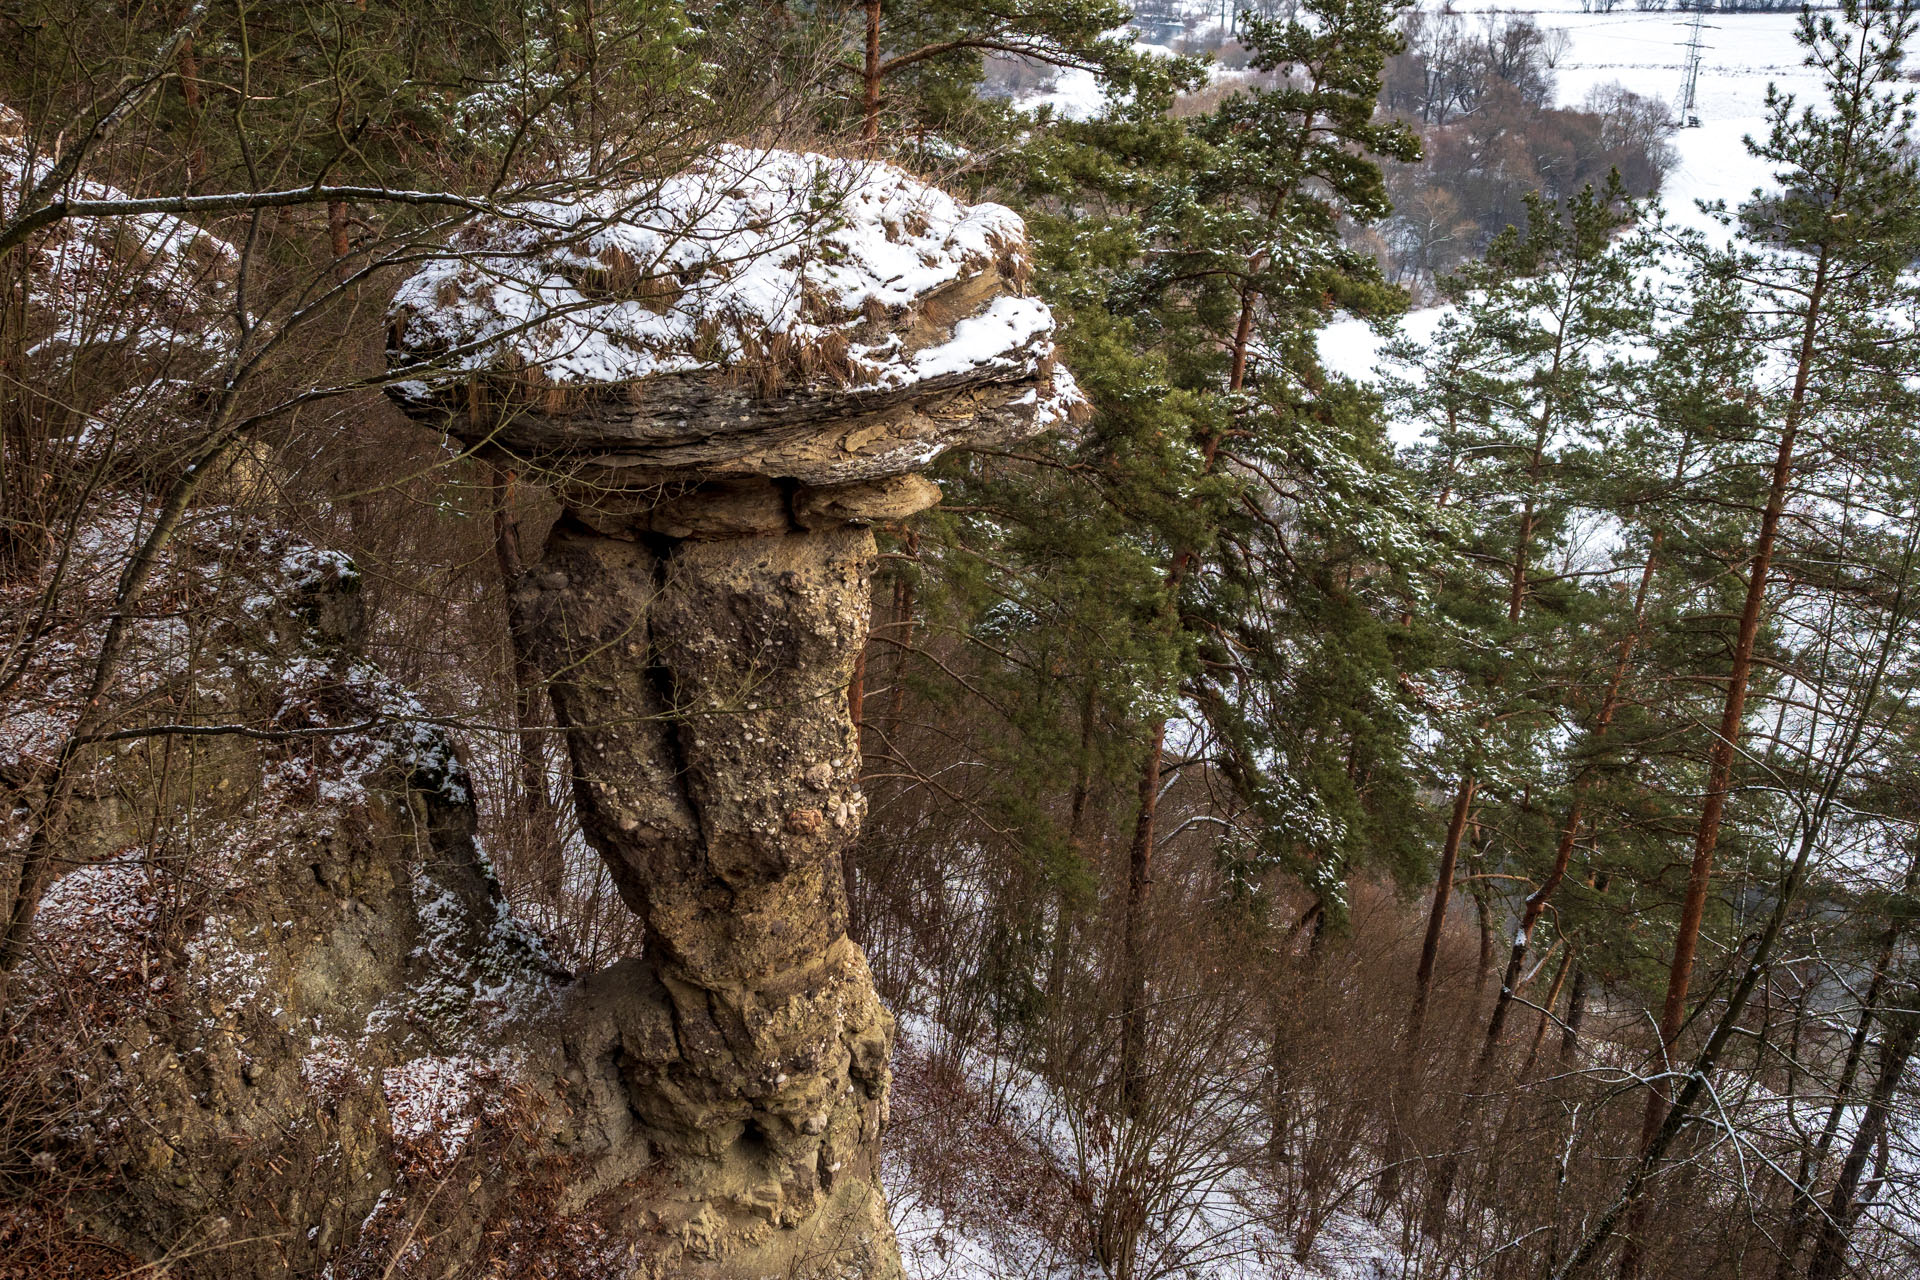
[386,146,1082,485]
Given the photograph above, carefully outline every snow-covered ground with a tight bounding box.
[884,1013,1410,1280]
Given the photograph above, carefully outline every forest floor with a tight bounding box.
[882,1012,1410,1280]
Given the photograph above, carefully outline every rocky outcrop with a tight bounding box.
[384,147,1082,1278]
[10,148,1074,1280]
[16,519,876,1278]
[9,525,582,1277]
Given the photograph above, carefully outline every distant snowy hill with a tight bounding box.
[1423,2,1815,227]
[1006,4,1830,429]
[1319,3,1832,440]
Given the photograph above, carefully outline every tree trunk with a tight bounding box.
[1775,850,1916,1277]
[1469,843,1496,992]
[0,243,42,577]
[489,468,550,814]
[1556,503,1915,1280]
[845,641,866,932]
[328,198,351,279]
[1407,377,1557,1040]
[1382,774,1474,1213]
[1048,681,1099,1005]
[1116,384,1227,1112]
[1521,944,1574,1076]
[1228,282,1258,391]
[1637,250,1829,1179]
[489,467,560,897]
[179,34,207,184]
[1561,964,1591,1059]
[861,0,882,146]
[1805,1011,1919,1280]
[883,535,917,738]
[1408,777,1477,1039]
[849,642,866,733]
[1119,718,1167,1115]
[1478,536,1659,1070]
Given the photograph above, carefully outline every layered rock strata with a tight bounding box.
[387,147,1082,1277]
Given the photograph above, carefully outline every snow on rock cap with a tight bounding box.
[385,145,1083,486]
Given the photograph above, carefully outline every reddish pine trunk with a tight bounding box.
[1119,718,1167,1114]
[1624,250,1830,1280]
[1479,536,1660,1065]
[1409,385,1552,1037]
[328,199,351,279]
[1640,266,1826,1148]
[1408,777,1477,1039]
[848,645,866,737]
[1048,683,1099,1003]
[1228,285,1257,391]
[1116,369,1230,1110]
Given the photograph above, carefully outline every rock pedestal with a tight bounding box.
[387,148,1080,1277]
[525,498,896,1274]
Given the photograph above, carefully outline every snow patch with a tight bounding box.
[382,1050,527,1177]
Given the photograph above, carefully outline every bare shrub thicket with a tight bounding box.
[1373,11,1679,292]
[850,511,1920,1279]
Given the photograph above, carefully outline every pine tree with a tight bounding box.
[1384,178,1660,1228]
[1389,177,1650,1045]
[1634,0,1920,1196]
[1095,0,1422,1113]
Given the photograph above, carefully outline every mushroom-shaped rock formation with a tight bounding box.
[387,147,1082,1278]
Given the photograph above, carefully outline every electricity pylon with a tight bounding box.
[1678,5,1708,127]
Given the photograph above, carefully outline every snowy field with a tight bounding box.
[1318,4,1823,405]
[1435,3,1814,231]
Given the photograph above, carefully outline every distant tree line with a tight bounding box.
[1372,9,1677,292]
